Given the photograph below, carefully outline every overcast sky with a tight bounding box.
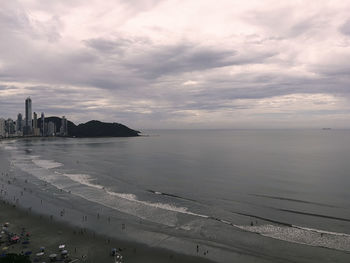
[1,0,350,129]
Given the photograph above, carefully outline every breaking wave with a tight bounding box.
[235,224,350,252]
[31,156,63,169]
[54,172,208,221]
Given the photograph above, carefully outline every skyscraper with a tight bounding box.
[41,112,45,136]
[16,113,23,136]
[16,113,23,134]
[33,112,40,136]
[60,116,68,136]
[25,97,32,135]
[33,112,38,129]
[6,119,15,136]
[47,121,56,136]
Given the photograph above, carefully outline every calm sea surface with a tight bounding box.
[2,129,350,262]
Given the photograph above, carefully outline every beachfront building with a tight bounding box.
[60,116,68,136]
[33,112,40,136]
[24,97,32,136]
[16,113,23,136]
[5,118,16,137]
[47,121,56,136]
[41,112,45,136]
[0,118,5,138]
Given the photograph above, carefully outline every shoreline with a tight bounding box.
[0,200,214,263]
[0,145,214,263]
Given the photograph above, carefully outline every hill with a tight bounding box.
[38,117,140,137]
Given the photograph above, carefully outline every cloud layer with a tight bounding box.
[1,0,350,128]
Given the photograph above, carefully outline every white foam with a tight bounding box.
[11,153,207,227]
[235,224,350,252]
[60,172,104,190]
[55,171,208,218]
[293,225,350,237]
[32,159,63,169]
[4,146,17,150]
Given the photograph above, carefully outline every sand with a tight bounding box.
[0,200,215,263]
[0,142,214,263]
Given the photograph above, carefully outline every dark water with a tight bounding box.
[1,129,350,262]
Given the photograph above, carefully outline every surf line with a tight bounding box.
[231,211,292,227]
[147,189,197,202]
[277,208,350,223]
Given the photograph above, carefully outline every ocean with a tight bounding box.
[1,129,350,262]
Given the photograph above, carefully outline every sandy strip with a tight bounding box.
[0,200,215,263]
[0,142,214,263]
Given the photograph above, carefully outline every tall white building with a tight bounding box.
[25,97,32,135]
[47,121,56,136]
[60,116,68,136]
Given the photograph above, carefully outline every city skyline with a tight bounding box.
[1,1,350,129]
[0,97,68,138]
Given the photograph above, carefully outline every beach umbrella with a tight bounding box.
[2,247,8,251]
[49,253,57,260]
[40,247,45,251]
[11,235,20,242]
[59,244,65,250]
[61,250,68,255]
[36,252,44,256]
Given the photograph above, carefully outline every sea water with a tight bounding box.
[1,129,350,262]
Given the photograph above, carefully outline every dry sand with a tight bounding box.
[0,200,214,263]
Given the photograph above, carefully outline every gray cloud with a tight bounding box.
[340,19,350,35]
[1,0,350,128]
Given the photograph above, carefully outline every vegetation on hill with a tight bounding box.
[38,117,140,137]
[70,120,140,137]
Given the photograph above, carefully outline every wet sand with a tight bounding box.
[0,197,215,263]
[0,143,214,263]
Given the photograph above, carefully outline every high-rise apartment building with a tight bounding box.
[16,113,23,134]
[41,112,45,136]
[25,97,32,135]
[16,113,23,136]
[60,116,68,136]
[47,121,56,136]
[0,118,5,138]
[6,119,15,136]
[33,112,40,136]
[33,112,37,129]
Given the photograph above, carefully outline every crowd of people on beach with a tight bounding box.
[0,219,124,263]
[0,221,74,262]
[0,159,211,263]
[0,167,125,263]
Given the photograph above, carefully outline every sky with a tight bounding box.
[1,0,350,129]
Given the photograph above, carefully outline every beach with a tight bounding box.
[0,200,214,263]
[0,143,215,263]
